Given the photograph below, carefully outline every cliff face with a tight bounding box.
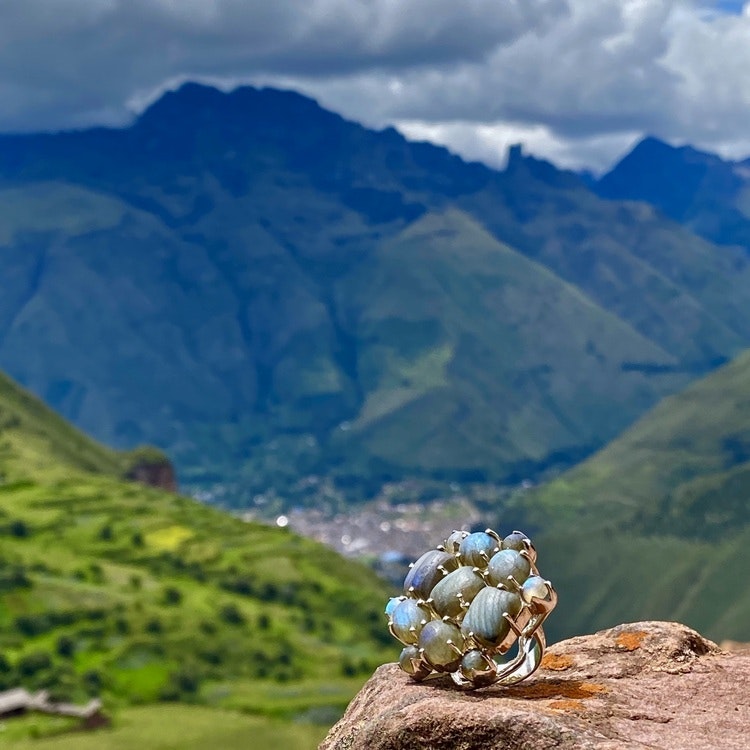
[320,621,750,750]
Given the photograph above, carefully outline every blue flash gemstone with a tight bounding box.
[458,531,498,567]
[403,549,457,599]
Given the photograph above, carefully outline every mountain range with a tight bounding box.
[2,83,750,501]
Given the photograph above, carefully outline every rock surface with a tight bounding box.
[320,621,750,749]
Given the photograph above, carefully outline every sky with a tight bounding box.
[1,0,749,173]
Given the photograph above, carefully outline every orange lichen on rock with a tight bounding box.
[616,631,647,651]
[541,653,575,671]
[512,680,607,701]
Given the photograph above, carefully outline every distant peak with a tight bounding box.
[621,135,725,168]
[136,81,328,130]
[634,135,673,152]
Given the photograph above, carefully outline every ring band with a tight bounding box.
[385,528,557,689]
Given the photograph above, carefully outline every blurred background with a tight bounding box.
[0,1,749,747]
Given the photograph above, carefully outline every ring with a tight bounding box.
[385,528,557,689]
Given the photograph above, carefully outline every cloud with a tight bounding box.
[0,0,565,130]
[0,0,749,170]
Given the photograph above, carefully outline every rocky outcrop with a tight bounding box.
[122,445,178,492]
[320,621,750,749]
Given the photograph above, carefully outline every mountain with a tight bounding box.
[0,368,390,747]
[3,84,750,501]
[597,135,750,250]
[526,350,750,642]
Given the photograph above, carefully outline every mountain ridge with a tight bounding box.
[596,134,750,251]
[1,83,750,501]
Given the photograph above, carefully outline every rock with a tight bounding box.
[320,621,750,749]
[122,445,178,492]
[720,640,750,654]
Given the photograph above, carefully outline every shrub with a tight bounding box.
[83,669,104,695]
[198,620,216,635]
[145,617,163,634]
[56,635,76,658]
[89,563,105,583]
[159,666,201,701]
[0,564,31,591]
[114,617,130,635]
[98,524,114,541]
[9,519,29,538]
[162,586,182,606]
[219,603,245,626]
[340,658,357,677]
[17,651,52,677]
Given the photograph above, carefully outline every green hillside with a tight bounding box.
[2,84,750,504]
[0,373,391,747]
[328,209,683,476]
[528,350,750,642]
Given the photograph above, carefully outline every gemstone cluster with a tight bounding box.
[385,528,556,688]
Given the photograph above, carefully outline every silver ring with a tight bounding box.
[385,528,557,689]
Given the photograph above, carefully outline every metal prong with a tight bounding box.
[447,639,463,656]
[505,575,522,592]
[503,612,523,637]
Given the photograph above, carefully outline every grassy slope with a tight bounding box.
[332,209,685,474]
[0,375,391,748]
[529,351,750,642]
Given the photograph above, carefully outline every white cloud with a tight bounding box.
[0,0,749,170]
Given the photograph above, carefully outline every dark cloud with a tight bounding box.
[0,0,749,170]
[0,0,566,130]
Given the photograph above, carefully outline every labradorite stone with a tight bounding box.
[461,649,489,673]
[444,529,469,554]
[460,649,497,684]
[487,549,531,587]
[461,587,522,647]
[403,549,458,598]
[502,531,529,551]
[398,645,423,675]
[385,596,403,618]
[430,565,486,617]
[419,619,464,670]
[391,598,430,645]
[521,575,549,603]
[458,532,498,567]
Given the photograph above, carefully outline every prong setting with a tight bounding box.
[386,526,556,688]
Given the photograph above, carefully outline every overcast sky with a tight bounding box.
[1,0,749,172]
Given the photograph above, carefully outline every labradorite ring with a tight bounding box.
[385,528,557,688]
